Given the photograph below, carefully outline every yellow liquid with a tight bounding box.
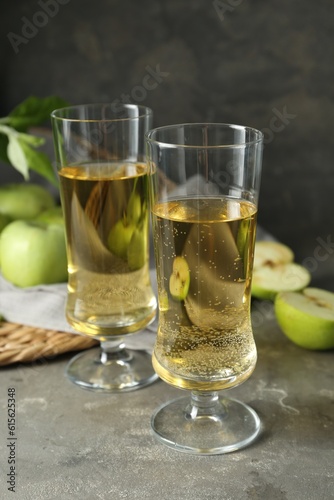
[59,162,156,339]
[151,197,257,391]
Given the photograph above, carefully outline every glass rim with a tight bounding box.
[51,103,153,123]
[146,123,264,149]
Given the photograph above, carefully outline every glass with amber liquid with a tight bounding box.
[51,104,157,392]
[147,123,263,454]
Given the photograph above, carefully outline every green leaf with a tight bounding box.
[0,124,17,136]
[0,95,67,187]
[18,132,45,147]
[7,96,69,131]
[18,139,58,187]
[0,124,45,151]
[7,134,29,179]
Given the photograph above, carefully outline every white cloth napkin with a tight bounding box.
[0,270,159,351]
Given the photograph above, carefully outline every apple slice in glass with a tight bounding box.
[169,256,190,301]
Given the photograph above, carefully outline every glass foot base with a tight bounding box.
[151,393,261,455]
[66,346,158,393]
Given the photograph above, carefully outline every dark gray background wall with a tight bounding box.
[1,0,334,287]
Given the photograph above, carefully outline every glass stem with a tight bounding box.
[184,391,226,421]
[100,338,130,364]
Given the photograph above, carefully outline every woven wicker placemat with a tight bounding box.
[0,321,98,366]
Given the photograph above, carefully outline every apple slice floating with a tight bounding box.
[107,219,135,260]
[169,256,190,301]
[275,288,334,350]
[251,241,311,300]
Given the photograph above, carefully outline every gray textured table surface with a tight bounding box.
[0,304,333,500]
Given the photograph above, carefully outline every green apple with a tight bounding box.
[107,219,135,260]
[0,213,12,233]
[0,183,55,221]
[35,206,64,225]
[275,288,334,350]
[252,262,311,300]
[0,219,67,287]
[254,241,294,269]
[252,240,310,300]
[0,215,8,268]
[169,256,191,301]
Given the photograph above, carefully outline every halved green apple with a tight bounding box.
[169,256,190,301]
[254,241,294,269]
[252,262,311,300]
[275,288,334,350]
[252,241,310,300]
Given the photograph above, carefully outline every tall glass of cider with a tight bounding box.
[51,104,157,392]
[146,123,263,453]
